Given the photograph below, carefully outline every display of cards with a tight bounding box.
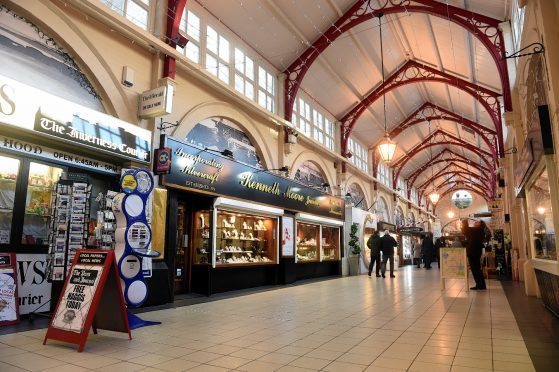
[53,267,64,281]
[71,204,85,213]
[57,210,68,222]
[70,224,84,235]
[55,238,66,252]
[69,234,82,245]
[54,253,65,266]
[71,214,85,224]
[57,195,70,208]
[73,183,87,193]
[72,194,86,205]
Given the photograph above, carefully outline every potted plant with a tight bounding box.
[348,223,361,275]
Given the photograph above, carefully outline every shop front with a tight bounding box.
[397,226,424,265]
[161,136,344,296]
[0,74,153,312]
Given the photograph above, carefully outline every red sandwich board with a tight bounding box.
[0,253,20,326]
[44,250,131,352]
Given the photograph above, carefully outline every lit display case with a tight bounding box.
[296,222,319,262]
[22,162,63,245]
[321,226,340,260]
[193,210,211,264]
[0,155,19,244]
[215,210,277,265]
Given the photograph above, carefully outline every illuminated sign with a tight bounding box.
[0,75,151,163]
[162,136,344,219]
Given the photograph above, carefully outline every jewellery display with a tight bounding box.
[296,222,340,262]
[215,210,277,266]
[193,211,211,264]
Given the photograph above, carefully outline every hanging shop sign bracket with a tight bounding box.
[504,42,545,59]
[157,118,179,132]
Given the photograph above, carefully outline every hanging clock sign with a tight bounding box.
[451,190,473,209]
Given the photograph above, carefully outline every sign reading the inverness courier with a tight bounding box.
[0,74,151,163]
[162,136,344,219]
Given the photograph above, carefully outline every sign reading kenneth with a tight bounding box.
[162,136,344,219]
[0,74,151,163]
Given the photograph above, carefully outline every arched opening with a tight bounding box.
[293,161,331,193]
[347,182,368,210]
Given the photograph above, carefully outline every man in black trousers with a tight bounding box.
[380,230,398,278]
[367,230,381,277]
[462,219,487,290]
[421,233,434,269]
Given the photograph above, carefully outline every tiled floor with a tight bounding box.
[0,267,544,371]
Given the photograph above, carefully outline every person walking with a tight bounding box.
[462,219,487,290]
[421,233,434,269]
[413,237,422,268]
[367,230,381,277]
[434,237,445,269]
[380,229,397,278]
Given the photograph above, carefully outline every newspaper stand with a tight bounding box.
[44,250,130,352]
[440,247,469,291]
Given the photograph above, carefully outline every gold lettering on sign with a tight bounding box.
[283,187,305,202]
[174,147,224,170]
[0,84,16,115]
[181,165,220,183]
[239,174,281,195]
[305,196,320,207]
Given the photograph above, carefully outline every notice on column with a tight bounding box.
[0,268,18,322]
[51,265,103,333]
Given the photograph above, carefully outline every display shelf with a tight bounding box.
[193,210,211,265]
[215,210,277,266]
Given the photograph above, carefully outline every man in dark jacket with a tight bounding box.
[367,231,381,277]
[380,230,397,278]
[462,219,487,290]
[421,233,435,269]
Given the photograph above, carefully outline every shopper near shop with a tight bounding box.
[367,230,381,277]
[413,238,422,268]
[380,230,397,278]
[461,219,487,290]
[421,233,434,269]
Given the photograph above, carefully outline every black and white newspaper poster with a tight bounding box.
[51,265,103,333]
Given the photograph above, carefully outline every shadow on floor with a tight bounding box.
[501,280,559,372]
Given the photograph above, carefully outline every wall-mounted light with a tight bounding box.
[447,211,455,219]
[537,206,546,215]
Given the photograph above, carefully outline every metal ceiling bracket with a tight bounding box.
[505,43,545,59]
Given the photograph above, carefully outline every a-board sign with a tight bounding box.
[44,250,130,352]
[0,253,19,326]
[440,247,469,290]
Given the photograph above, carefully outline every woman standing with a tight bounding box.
[413,238,422,268]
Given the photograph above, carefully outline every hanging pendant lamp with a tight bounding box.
[376,13,396,163]
[427,120,440,204]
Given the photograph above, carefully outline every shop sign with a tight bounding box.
[153,147,172,174]
[162,137,344,219]
[16,254,51,315]
[377,221,397,233]
[0,74,151,163]
[0,135,119,174]
[398,226,423,234]
[138,85,174,118]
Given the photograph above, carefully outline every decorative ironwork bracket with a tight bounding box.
[505,43,545,59]
[158,118,179,132]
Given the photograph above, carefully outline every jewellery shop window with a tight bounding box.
[215,210,277,265]
[296,222,319,262]
[0,155,19,244]
[527,168,556,261]
[321,226,339,261]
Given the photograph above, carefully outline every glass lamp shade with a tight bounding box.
[428,191,440,204]
[378,135,396,163]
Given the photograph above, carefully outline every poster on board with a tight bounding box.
[51,264,103,333]
[0,253,19,325]
[16,254,51,315]
[440,247,469,290]
[281,216,294,257]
